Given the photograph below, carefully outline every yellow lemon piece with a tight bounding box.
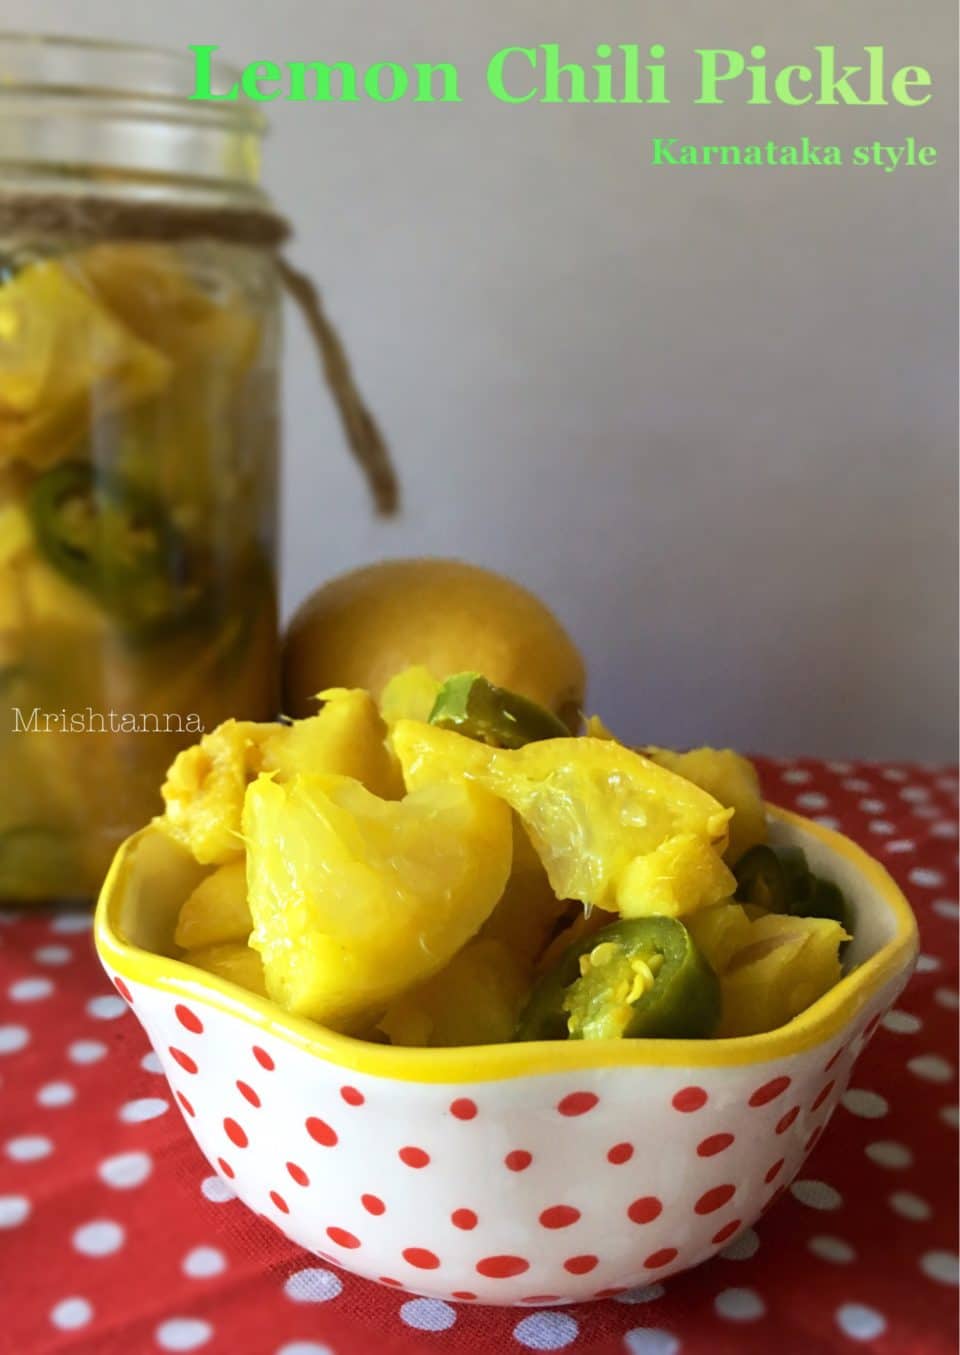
[379,665,442,726]
[158,691,397,865]
[618,833,737,919]
[0,500,33,568]
[392,722,732,917]
[243,772,512,1032]
[584,720,766,867]
[182,942,267,997]
[174,860,251,951]
[689,903,848,1036]
[160,719,265,865]
[686,901,755,973]
[583,713,617,741]
[263,688,400,799]
[0,259,171,468]
[479,816,570,962]
[282,558,585,726]
[376,938,531,1047]
[75,243,260,375]
[644,746,767,864]
[17,553,110,634]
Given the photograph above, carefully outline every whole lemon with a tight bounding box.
[282,558,586,725]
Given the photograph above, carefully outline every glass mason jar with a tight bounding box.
[0,36,280,905]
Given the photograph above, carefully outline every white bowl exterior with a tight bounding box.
[112,966,909,1305]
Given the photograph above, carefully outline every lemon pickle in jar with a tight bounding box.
[0,236,281,902]
[0,35,402,905]
[0,29,288,912]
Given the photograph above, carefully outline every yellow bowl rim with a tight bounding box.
[94,804,918,1084]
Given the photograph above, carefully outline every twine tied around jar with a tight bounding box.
[0,194,399,515]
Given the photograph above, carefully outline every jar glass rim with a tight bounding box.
[0,32,268,194]
[0,31,264,135]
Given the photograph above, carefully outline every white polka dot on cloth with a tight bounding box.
[919,1252,959,1286]
[796,792,829,810]
[933,900,960,921]
[888,1191,932,1221]
[807,1235,856,1264]
[86,994,127,1020]
[915,954,941,974]
[901,786,931,803]
[98,1151,152,1189]
[836,1303,887,1340]
[8,976,54,1002]
[934,988,959,1010]
[0,1025,30,1055]
[141,1051,163,1074]
[400,1299,457,1333]
[715,1288,765,1321]
[842,1088,889,1119]
[814,815,840,830]
[154,1317,213,1350]
[72,1219,125,1257]
[615,1284,666,1305]
[790,1179,843,1211]
[940,1106,959,1129]
[907,1055,954,1084]
[512,1313,577,1349]
[49,1297,93,1331]
[781,768,811,784]
[68,1039,106,1064]
[49,913,92,934]
[200,1176,235,1204]
[119,1097,168,1123]
[0,1195,31,1228]
[931,821,958,839]
[843,778,871,792]
[33,944,71,966]
[865,1140,913,1169]
[909,867,944,888]
[882,1009,922,1034]
[623,1332,680,1355]
[5,1135,53,1162]
[885,840,915,855]
[859,798,886,814]
[720,1227,760,1261]
[37,1081,75,1108]
[182,1246,227,1279]
[275,1345,335,1355]
[282,1268,343,1303]
[882,768,908,782]
[869,821,894,835]
[827,761,852,773]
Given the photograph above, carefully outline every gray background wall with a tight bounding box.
[8,1,956,760]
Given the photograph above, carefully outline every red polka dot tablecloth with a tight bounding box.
[0,758,957,1355]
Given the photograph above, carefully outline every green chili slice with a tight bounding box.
[792,876,850,929]
[517,916,721,1042]
[734,843,851,931]
[734,843,810,911]
[428,672,569,749]
[28,461,208,639]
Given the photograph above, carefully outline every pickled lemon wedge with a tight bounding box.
[392,722,733,918]
[243,772,512,1032]
[159,690,397,866]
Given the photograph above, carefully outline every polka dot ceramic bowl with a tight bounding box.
[94,806,917,1306]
